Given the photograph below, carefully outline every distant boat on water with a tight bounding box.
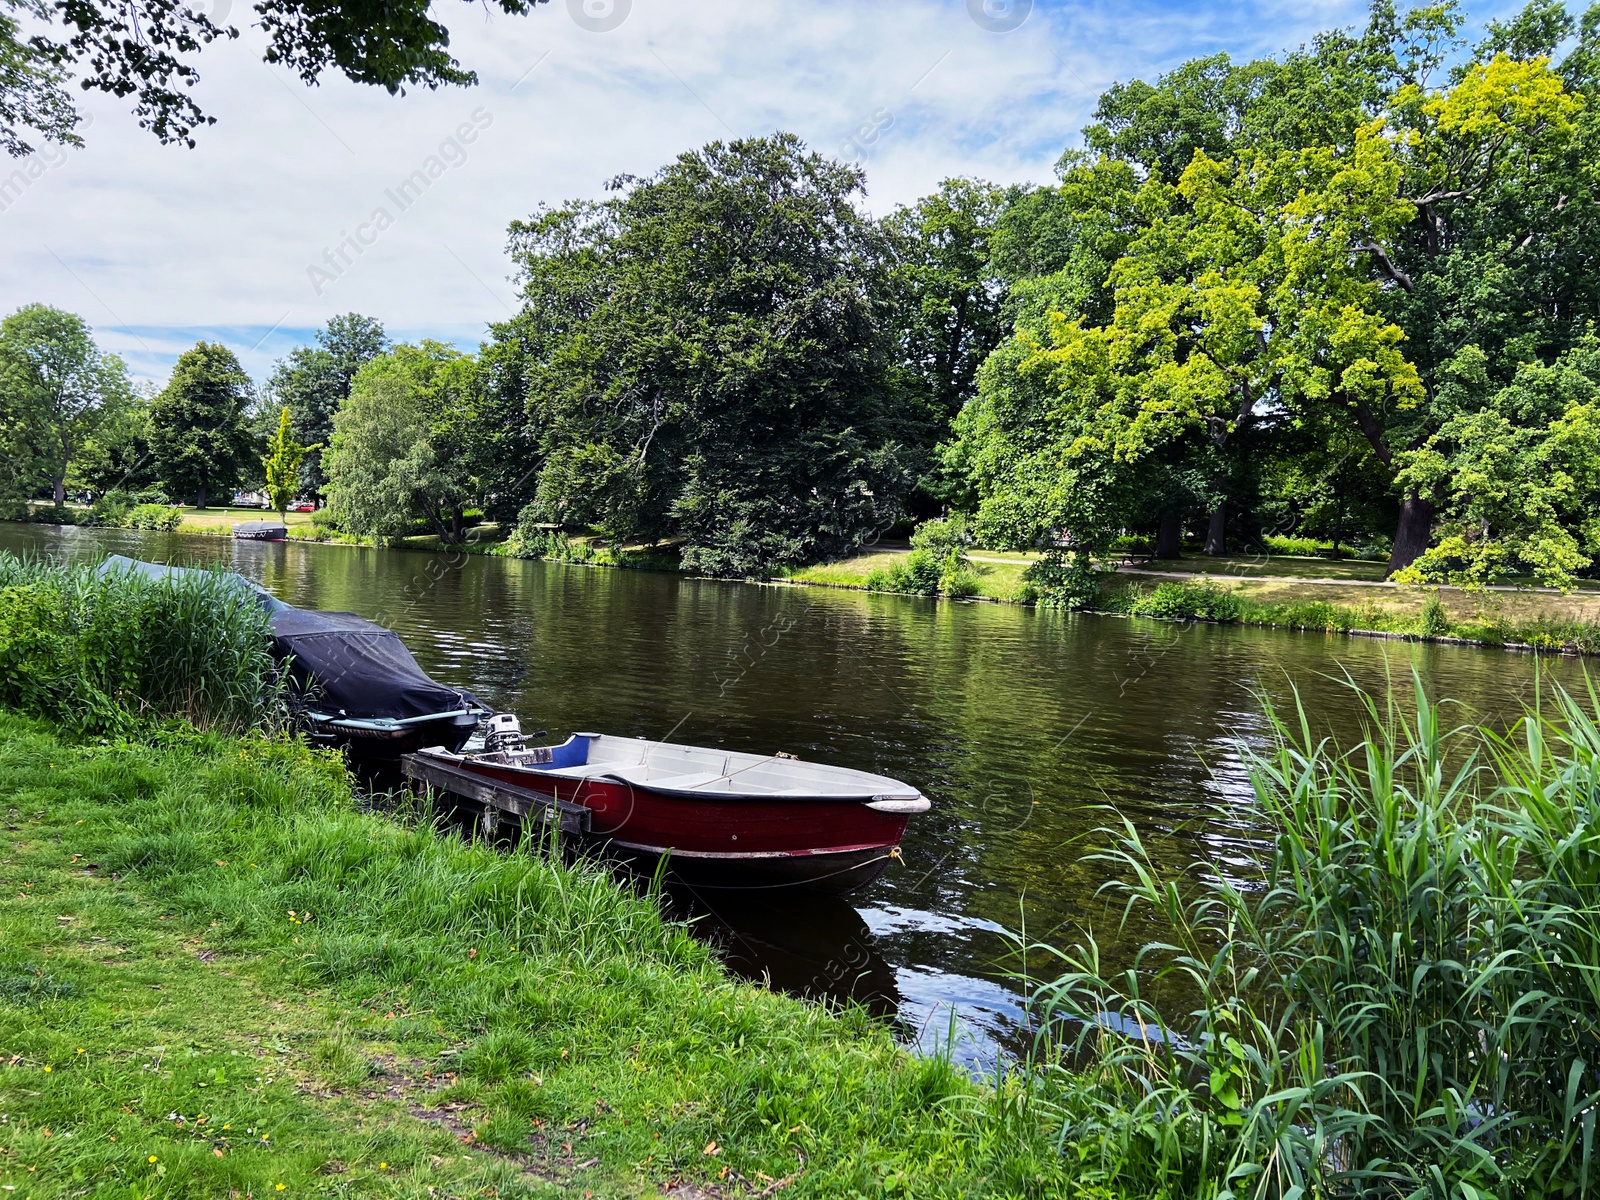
[233,520,287,541]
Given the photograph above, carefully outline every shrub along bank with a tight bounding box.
[1096,577,1600,652]
[0,555,278,733]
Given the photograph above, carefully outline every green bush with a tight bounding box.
[504,511,601,563]
[1261,534,1333,556]
[1026,682,1600,1195]
[81,489,171,528]
[942,567,981,598]
[79,496,129,527]
[864,548,942,596]
[127,503,182,531]
[1022,552,1103,609]
[1127,580,1243,621]
[0,555,279,733]
[1419,591,1451,637]
[909,514,971,559]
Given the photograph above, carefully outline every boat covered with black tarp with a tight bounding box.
[97,556,487,756]
[268,606,485,753]
[233,521,287,541]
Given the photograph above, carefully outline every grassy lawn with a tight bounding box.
[786,553,1032,602]
[173,508,320,535]
[1115,553,1391,582]
[789,548,1396,599]
[0,716,1066,1200]
[786,547,1600,649]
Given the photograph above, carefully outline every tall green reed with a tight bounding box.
[0,552,280,733]
[1016,676,1600,1199]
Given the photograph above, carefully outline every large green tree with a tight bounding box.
[267,313,387,501]
[0,303,132,506]
[71,389,158,495]
[262,407,310,521]
[1354,13,1600,571]
[953,125,1422,561]
[956,0,1600,576]
[1393,332,1600,586]
[492,133,912,577]
[323,341,484,544]
[148,341,255,508]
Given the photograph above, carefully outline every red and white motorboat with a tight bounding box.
[413,717,930,895]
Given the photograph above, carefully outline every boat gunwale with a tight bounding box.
[435,747,927,805]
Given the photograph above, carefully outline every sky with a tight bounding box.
[0,0,1511,386]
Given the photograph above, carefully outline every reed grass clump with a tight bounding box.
[1021,679,1600,1197]
[0,552,279,733]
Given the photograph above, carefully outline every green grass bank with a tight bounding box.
[0,716,1066,1199]
[788,552,1600,654]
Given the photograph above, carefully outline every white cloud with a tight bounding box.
[4,0,1509,384]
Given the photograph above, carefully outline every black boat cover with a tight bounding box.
[233,521,287,539]
[268,607,481,720]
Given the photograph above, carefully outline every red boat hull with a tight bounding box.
[451,758,913,895]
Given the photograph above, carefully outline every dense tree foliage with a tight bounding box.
[0,303,132,507]
[70,389,157,495]
[148,341,255,508]
[881,178,1011,499]
[490,134,912,576]
[323,341,488,543]
[952,0,1600,587]
[13,0,1600,593]
[267,313,387,501]
[2,0,550,154]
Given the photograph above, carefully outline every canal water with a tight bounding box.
[2,525,1581,1070]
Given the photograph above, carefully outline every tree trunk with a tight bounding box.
[1204,501,1228,557]
[1386,493,1433,575]
[1154,512,1182,559]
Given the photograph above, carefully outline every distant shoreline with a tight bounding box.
[13,512,1600,657]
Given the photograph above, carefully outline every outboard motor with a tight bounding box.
[483,713,526,753]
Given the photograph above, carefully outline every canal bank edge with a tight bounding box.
[12,514,1600,657]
